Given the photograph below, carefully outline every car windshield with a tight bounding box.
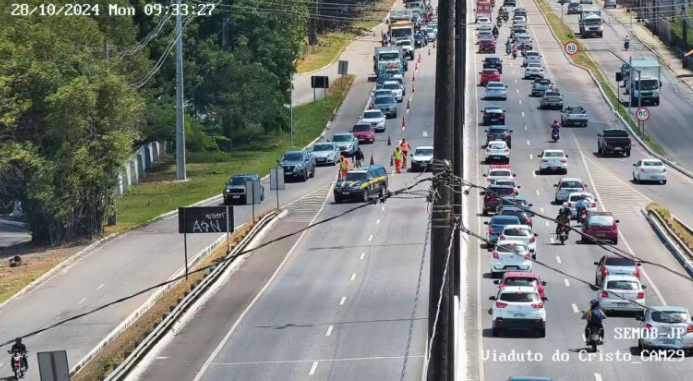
[494,180,516,187]
[526,52,539,57]
[490,187,515,196]
[486,106,502,112]
[283,152,303,161]
[569,194,592,202]
[398,40,412,46]
[229,176,252,185]
[643,161,663,167]
[489,127,507,134]
[500,292,540,303]
[528,63,542,68]
[606,280,639,291]
[585,19,602,26]
[384,83,399,90]
[636,79,659,90]
[379,52,399,61]
[535,79,550,85]
[543,151,564,158]
[588,215,615,226]
[488,83,505,89]
[651,310,688,324]
[332,135,351,142]
[489,142,506,149]
[504,228,531,236]
[490,170,511,177]
[498,244,528,254]
[375,96,395,104]
[415,148,434,155]
[313,143,333,152]
[561,181,582,188]
[353,124,371,132]
[345,172,367,181]
[505,278,538,287]
[501,210,526,219]
[605,257,636,266]
[603,129,628,137]
[363,111,382,119]
[483,69,497,75]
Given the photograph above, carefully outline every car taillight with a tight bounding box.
[602,267,609,276]
[560,159,567,163]
[513,189,519,195]
[530,236,536,243]
[489,226,494,233]
[601,290,609,297]
[637,292,645,299]
[531,302,544,308]
[633,267,640,277]
[591,203,596,207]
[524,252,531,258]
[567,202,572,207]
[504,148,509,152]
[495,301,508,308]
[688,324,693,333]
[486,148,491,152]
[640,167,645,172]
[492,252,500,259]
[643,323,653,332]
[525,218,531,224]
[499,235,506,240]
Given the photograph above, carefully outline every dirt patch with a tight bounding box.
[0,241,88,304]
[72,211,273,381]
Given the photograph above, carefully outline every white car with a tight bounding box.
[523,51,542,67]
[637,306,693,352]
[524,62,545,79]
[483,165,516,184]
[360,109,386,132]
[538,149,568,174]
[477,16,493,30]
[563,192,598,218]
[411,146,434,172]
[485,140,510,163]
[490,241,533,275]
[553,177,586,203]
[396,39,415,60]
[632,159,667,184]
[383,80,404,102]
[310,141,340,165]
[491,285,546,337]
[598,275,646,313]
[499,225,538,257]
[512,15,527,28]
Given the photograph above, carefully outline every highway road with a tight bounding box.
[126,9,438,381]
[0,15,408,381]
[464,0,693,380]
[546,0,693,174]
[0,223,29,250]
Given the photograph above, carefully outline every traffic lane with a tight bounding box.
[0,224,29,249]
[196,178,429,381]
[548,3,693,170]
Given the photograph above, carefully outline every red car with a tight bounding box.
[351,123,375,144]
[479,40,496,53]
[482,185,516,215]
[581,211,619,245]
[479,68,500,86]
[494,272,548,300]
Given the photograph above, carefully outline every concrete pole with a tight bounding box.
[175,0,187,180]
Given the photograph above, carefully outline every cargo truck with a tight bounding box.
[579,8,603,38]
[373,46,406,83]
[389,20,415,45]
[617,58,662,106]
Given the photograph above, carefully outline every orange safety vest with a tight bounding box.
[401,142,410,152]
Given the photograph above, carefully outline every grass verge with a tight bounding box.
[535,0,665,155]
[73,211,272,381]
[109,74,354,234]
[646,203,693,254]
[295,0,397,73]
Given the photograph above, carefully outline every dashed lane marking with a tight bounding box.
[339,296,347,306]
[309,361,319,376]
[572,303,579,313]
[326,326,334,336]
[564,279,570,287]
[556,256,562,263]
[351,274,356,281]
[284,185,331,222]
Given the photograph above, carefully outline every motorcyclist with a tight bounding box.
[551,120,561,136]
[583,299,607,342]
[624,35,631,51]
[556,207,571,235]
[575,194,590,222]
[492,25,499,39]
[506,38,512,54]
[512,44,518,59]
[10,338,28,370]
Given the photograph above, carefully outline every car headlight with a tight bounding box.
[295,164,303,170]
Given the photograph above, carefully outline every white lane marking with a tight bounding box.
[521,112,525,117]
[381,206,385,211]
[535,189,540,196]
[309,361,319,376]
[514,79,518,83]
[529,154,533,160]
[556,256,562,264]
[524,125,527,130]
[572,303,580,313]
[376,219,380,224]
[519,100,522,104]
[402,125,406,131]
[564,279,571,287]
[545,221,550,227]
[406,109,410,114]
[516,89,520,93]
[550,237,555,244]
[0,363,3,368]
[326,326,334,336]
[594,373,604,381]
[582,334,587,343]
[96,283,104,291]
[368,234,374,242]
[351,273,356,281]
[532,171,536,178]
[156,356,170,360]
[526,139,531,146]
[78,297,86,305]
[360,252,365,260]
[423,131,428,137]
[539,207,545,213]
[339,296,347,305]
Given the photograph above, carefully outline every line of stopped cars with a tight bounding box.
[477,1,682,352]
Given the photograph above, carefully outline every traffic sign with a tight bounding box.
[564,40,579,56]
[635,107,651,122]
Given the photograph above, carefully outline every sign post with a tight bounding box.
[635,107,650,135]
[178,206,235,278]
[338,60,349,86]
[37,350,70,381]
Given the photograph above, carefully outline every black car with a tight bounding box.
[481,105,506,125]
[334,164,389,203]
[372,95,398,118]
[498,206,534,227]
[503,0,516,6]
[483,56,503,74]
[567,2,582,14]
[414,32,427,47]
[223,173,265,205]
[279,149,317,182]
[485,125,513,148]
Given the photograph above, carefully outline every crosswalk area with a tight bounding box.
[281,184,331,223]
[582,155,650,221]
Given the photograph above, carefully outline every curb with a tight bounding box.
[641,208,693,278]
[533,0,693,182]
[0,218,27,228]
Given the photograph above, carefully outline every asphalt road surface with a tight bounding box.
[0,224,29,250]
[464,0,693,380]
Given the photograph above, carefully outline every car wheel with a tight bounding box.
[334,195,342,204]
[492,328,501,337]
[625,150,631,157]
[537,328,546,338]
[309,166,315,178]
[613,238,618,245]
[662,180,667,185]
[633,174,638,183]
[597,146,603,155]
[361,190,369,202]
[303,171,308,182]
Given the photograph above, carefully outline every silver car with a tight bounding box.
[597,275,646,313]
[562,191,598,218]
[553,177,586,203]
[360,109,386,132]
[332,132,359,156]
[311,142,340,166]
[484,81,508,100]
[637,306,693,353]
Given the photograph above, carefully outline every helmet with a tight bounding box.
[553,120,559,124]
[15,338,22,344]
[561,207,571,215]
[590,299,599,308]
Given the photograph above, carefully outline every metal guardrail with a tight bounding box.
[641,208,693,277]
[102,211,278,381]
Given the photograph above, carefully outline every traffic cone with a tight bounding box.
[412,84,416,93]
[387,135,392,146]
[418,54,422,63]
[413,72,416,81]
[428,47,431,56]
[407,98,411,109]
[401,116,406,129]
[434,41,437,49]
[370,154,375,165]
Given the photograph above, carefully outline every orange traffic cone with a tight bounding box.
[387,135,392,146]
[418,54,422,63]
[412,84,416,93]
[428,47,431,56]
[370,154,375,165]
[401,116,406,129]
[407,98,411,109]
[433,41,437,49]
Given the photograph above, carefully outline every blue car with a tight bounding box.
[485,215,522,247]
[279,149,316,182]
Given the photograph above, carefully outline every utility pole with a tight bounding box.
[453,0,466,299]
[428,0,454,379]
[290,74,295,148]
[175,0,187,181]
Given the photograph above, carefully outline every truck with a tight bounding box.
[390,9,413,23]
[579,9,603,38]
[617,58,662,106]
[475,0,493,23]
[373,46,406,84]
[597,128,632,157]
[389,20,415,45]
[561,106,588,127]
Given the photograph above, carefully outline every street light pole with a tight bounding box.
[290,74,294,148]
[175,0,187,180]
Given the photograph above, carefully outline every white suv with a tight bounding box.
[498,225,538,258]
[538,149,568,174]
[491,286,546,337]
[490,241,532,275]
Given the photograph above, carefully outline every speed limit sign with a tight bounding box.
[564,40,579,56]
[635,107,651,122]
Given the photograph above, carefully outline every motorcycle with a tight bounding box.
[496,19,503,28]
[558,225,569,245]
[506,45,512,55]
[512,50,517,59]
[8,350,26,380]
[584,325,604,352]
[577,207,587,224]
[551,129,560,142]
[624,40,630,51]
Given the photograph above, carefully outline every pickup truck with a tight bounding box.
[561,106,588,127]
[597,128,631,157]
